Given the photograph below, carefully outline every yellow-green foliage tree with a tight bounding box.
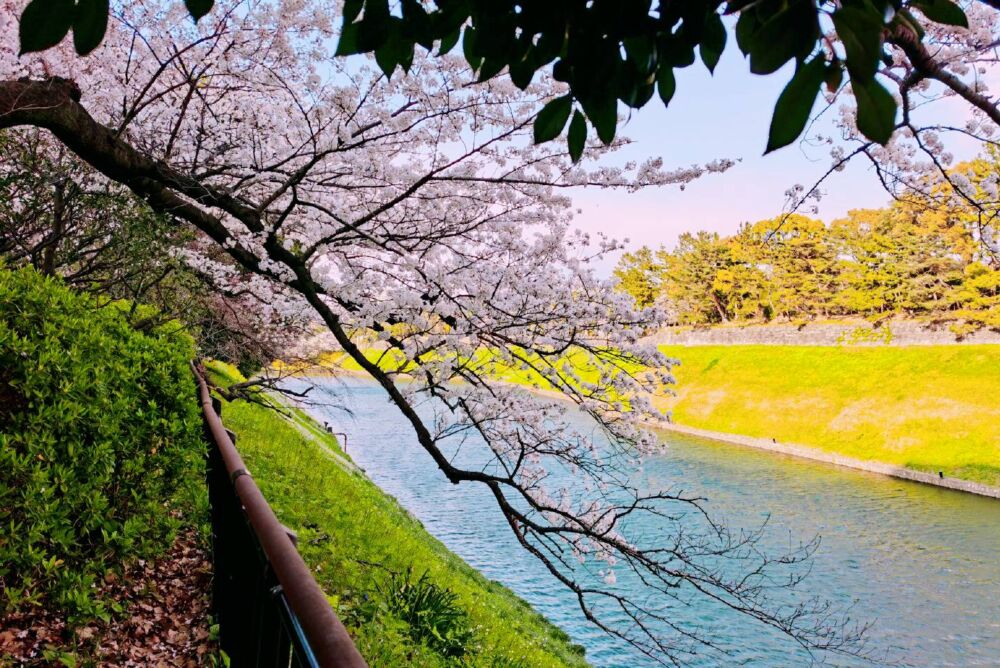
[613,158,1000,332]
[611,246,663,309]
[710,233,767,321]
[664,232,734,324]
[755,215,839,320]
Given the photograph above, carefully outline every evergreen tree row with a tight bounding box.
[614,162,1000,336]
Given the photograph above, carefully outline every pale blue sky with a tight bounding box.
[568,44,978,274]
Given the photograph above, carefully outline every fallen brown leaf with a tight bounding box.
[0,529,218,667]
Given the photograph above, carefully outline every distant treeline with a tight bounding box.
[614,162,1000,336]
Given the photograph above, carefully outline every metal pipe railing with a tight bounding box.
[193,362,367,668]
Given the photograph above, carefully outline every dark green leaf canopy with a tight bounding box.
[19,0,76,55]
[16,0,983,159]
[327,0,970,159]
[534,95,573,144]
[766,56,827,154]
[567,110,587,163]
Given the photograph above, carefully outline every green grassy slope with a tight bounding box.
[204,361,587,668]
[304,344,1000,487]
[659,345,1000,486]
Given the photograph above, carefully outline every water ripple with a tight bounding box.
[295,377,1000,667]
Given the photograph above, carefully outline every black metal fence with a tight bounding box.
[194,363,367,668]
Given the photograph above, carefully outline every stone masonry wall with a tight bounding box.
[643,319,1000,346]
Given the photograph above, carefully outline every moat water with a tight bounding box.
[293,376,1000,667]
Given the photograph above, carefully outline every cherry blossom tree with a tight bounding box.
[819,2,1000,261]
[0,1,882,662]
[14,0,1000,159]
[759,3,1000,260]
[0,131,315,371]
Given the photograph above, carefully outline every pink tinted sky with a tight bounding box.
[569,43,983,275]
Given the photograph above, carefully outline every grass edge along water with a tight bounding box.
[292,343,1000,488]
[204,360,589,668]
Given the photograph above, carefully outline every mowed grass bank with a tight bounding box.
[204,361,587,668]
[659,345,1000,487]
[306,344,1000,487]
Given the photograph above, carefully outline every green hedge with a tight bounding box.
[0,267,203,617]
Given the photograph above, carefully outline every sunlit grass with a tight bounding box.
[203,360,587,668]
[658,345,1000,487]
[302,347,642,400]
[307,342,1000,488]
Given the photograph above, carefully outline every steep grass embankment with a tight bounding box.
[658,345,1000,487]
[205,361,587,668]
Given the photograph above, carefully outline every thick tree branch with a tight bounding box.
[887,24,1000,127]
[0,78,264,232]
[0,76,505,489]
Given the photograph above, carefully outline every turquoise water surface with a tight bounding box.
[293,376,1000,667]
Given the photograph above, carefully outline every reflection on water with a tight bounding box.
[292,377,1000,667]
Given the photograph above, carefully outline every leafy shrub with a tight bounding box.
[0,266,202,618]
[363,567,476,659]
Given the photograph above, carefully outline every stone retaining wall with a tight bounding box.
[644,319,1000,346]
